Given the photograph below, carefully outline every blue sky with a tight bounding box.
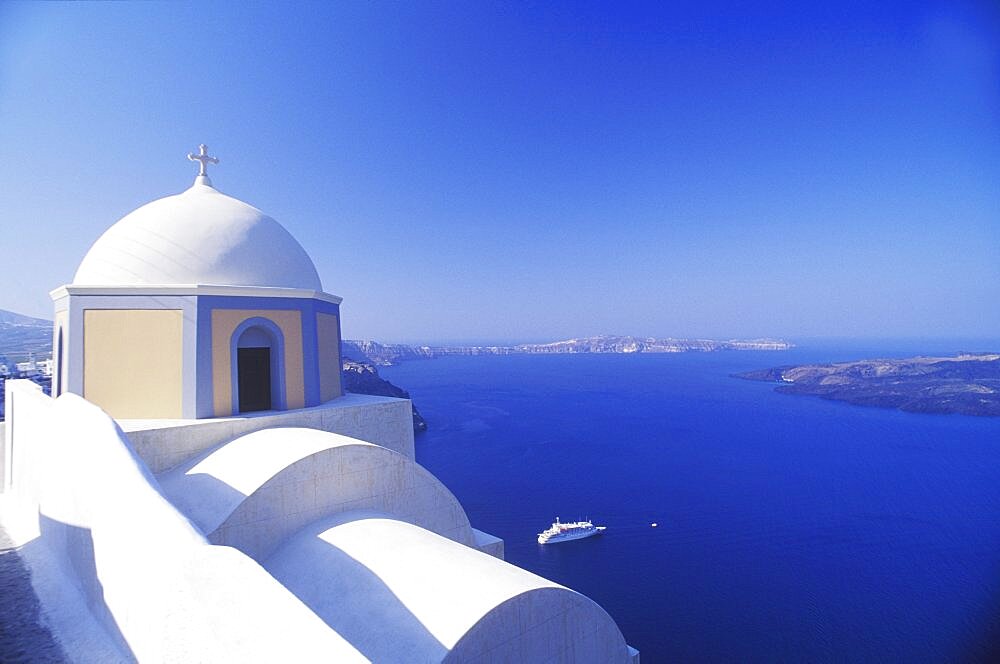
[1,1,997,343]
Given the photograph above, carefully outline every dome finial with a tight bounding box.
[187,144,219,186]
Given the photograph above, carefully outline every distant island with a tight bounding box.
[737,354,1000,416]
[343,335,793,366]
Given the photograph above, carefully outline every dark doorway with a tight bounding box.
[238,347,272,412]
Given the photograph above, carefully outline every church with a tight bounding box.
[1,147,639,662]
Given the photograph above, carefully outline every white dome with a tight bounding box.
[73,178,323,291]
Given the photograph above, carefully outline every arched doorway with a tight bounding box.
[234,324,281,413]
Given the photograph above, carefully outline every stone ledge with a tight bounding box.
[120,394,416,473]
[472,527,505,560]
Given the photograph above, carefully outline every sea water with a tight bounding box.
[381,342,1000,662]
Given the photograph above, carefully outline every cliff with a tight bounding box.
[343,335,792,366]
[737,353,1000,416]
[342,360,427,433]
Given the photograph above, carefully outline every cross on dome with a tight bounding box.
[187,144,219,178]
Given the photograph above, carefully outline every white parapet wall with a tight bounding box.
[1,381,639,662]
[119,393,416,473]
[1,421,7,493]
[1,381,367,662]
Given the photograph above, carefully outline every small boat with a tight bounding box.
[537,517,606,544]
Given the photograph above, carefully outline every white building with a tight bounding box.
[35,358,53,377]
[10,356,52,379]
[13,361,37,377]
[1,147,638,663]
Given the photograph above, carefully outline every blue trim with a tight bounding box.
[230,317,287,414]
[309,301,341,404]
[196,300,215,417]
[194,295,342,416]
[198,295,324,311]
[300,304,319,406]
[335,308,344,397]
[315,301,342,400]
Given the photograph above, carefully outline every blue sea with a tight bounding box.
[381,342,1000,662]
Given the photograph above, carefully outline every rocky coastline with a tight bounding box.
[737,353,1000,416]
[341,360,427,433]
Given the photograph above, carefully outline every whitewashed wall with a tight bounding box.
[2,381,365,662]
[122,393,415,473]
[2,381,638,663]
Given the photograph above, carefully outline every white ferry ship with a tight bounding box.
[537,517,606,544]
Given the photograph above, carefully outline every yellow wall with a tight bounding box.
[83,309,183,419]
[211,309,304,416]
[316,312,342,402]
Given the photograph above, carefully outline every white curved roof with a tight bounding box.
[73,177,323,291]
[158,428,475,560]
[266,515,633,663]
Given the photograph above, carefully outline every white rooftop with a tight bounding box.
[73,146,323,291]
